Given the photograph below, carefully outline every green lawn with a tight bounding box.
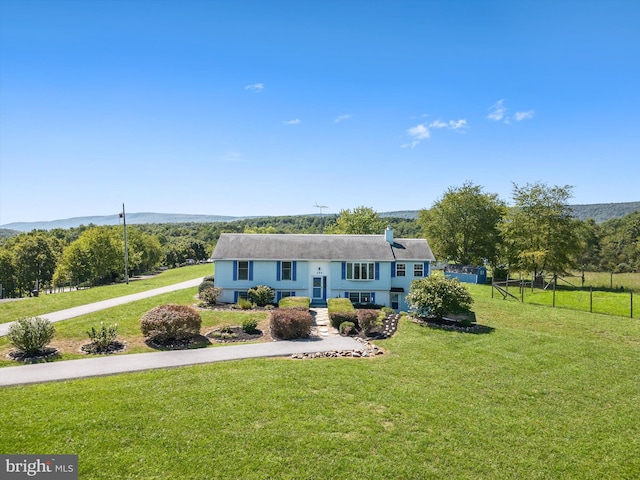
[1,289,639,478]
[0,264,212,323]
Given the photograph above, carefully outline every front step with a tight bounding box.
[310,301,327,308]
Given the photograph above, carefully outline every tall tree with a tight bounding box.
[499,182,583,276]
[418,182,506,265]
[324,206,386,234]
[10,232,61,295]
[55,226,123,286]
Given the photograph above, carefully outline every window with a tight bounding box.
[396,263,406,277]
[349,292,372,303]
[237,261,249,280]
[414,263,424,277]
[346,262,376,280]
[391,293,400,310]
[281,261,292,281]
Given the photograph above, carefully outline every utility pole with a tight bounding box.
[120,203,129,284]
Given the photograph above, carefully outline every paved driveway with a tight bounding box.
[0,278,203,337]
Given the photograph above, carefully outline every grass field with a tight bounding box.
[1,285,639,478]
[0,264,212,323]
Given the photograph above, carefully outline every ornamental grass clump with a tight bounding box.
[270,308,312,339]
[8,317,56,356]
[86,322,119,351]
[141,304,202,343]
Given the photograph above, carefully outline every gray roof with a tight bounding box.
[211,233,435,262]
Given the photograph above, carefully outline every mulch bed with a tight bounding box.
[206,326,264,343]
[145,334,212,350]
[7,347,60,363]
[412,316,494,334]
[81,341,127,355]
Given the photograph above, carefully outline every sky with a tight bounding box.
[1,0,639,225]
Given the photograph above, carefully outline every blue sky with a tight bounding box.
[1,0,639,225]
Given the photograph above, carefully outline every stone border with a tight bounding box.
[291,337,384,359]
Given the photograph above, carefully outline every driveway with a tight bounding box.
[0,278,202,337]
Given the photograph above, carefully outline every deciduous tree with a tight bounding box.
[325,206,386,234]
[418,182,505,266]
[499,182,583,276]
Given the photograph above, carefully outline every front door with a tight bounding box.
[312,276,325,301]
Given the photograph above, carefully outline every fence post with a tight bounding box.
[552,274,557,308]
[590,286,593,313]
[521,279,524,302]
[631,290,634,319]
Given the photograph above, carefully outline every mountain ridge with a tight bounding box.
[1,202,638,232]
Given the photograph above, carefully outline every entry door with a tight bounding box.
[312,276,325,300]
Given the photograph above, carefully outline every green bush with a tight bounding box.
[339,321,356,336]
[236,298,253,310]
[279,296,310,309]
[203,275,215,283]
[247,285,275,307]
[270,309,312,339]
[329,311,358,329]
[357,309,382,334]
[141,304,202,343]
[241,317,259,333]
[7,317,55,355]
[406,275,473,319]
[86,322,119,350]
[198,280,215,295]
[200,286,222,305]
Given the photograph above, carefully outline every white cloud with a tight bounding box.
[245,83,264,92]
[283,119,301,125]
[514,110,535,121]
[428,119,468,131]
[403,118,468,148]
[487,99,507,121]
[334,114,352,123]
[428,120,448,129]
[402,124,431,148]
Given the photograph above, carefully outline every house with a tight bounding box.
[210,227,436,311]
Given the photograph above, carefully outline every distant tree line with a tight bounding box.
[418,181,640,277]
[0,191,636,298]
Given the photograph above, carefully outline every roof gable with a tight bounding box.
[211,233,435,262]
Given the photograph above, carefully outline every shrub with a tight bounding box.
[200,286,222,305]
[247,285,275,307]
[406,275,473,319]
[270,309,312,339]
[339,321,356,336]
[198,280,215,295]
[86,322,119,350]
[241,317,259,334]
[236,297,253,310]
[141,304,202,342]
[203,275,215,283]
[357,309,382,334]
[279,296,310,309]
[329,311,358,329]
[7,317,55,355]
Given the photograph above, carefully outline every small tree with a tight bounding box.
[8,317,56,355]
[406,276,473,319]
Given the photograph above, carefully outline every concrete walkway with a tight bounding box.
[0,278,203,337]
[0,334,362,387]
